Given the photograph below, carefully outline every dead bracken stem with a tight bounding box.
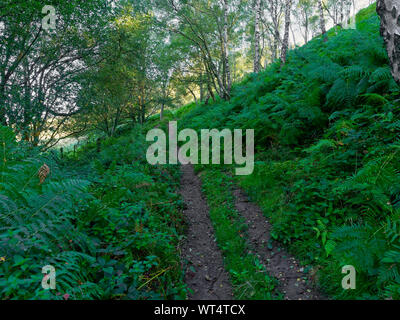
[38,164,50,185]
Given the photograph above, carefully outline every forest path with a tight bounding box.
[180,164,234,300]
[233,188,325,300]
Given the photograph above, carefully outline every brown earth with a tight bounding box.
[180,163,325,300]
[233,188,326,300]
[180,164,234,300]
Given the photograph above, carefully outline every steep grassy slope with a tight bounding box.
[178,4,400,299]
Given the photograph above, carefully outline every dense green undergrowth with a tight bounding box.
[0,126,186,300]
[178,4,400,299]
[1,2,399,302]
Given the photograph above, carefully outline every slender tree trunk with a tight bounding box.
[273,17,280,60]
[139,85,146,125]
[272,38,278,60]
[345,0,351,27]
[221,47,227,91]
[280,0,293,64]
[318,0,327,40]
[254,0,262,73]
[304,14,309,44]
[188,86,198,102]
[272,23,281,60]
[377,0,400,85]
[339,0,344,26]
[200,74,205,102]
[0,93,7,126]
[205,69,216,102]
[0,81,8,126]
[160,102,164,120]
[267,0,282,61]
[222,0,231,99]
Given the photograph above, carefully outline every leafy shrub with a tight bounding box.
[0,126,186,300]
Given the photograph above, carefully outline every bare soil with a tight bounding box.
[179,162,325,300]
[233,188,325,300]
[180,164,234,300]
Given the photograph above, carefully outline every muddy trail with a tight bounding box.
[180,164,234,300]
[233,188,325,300]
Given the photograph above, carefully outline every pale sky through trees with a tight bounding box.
[290,0,374,47]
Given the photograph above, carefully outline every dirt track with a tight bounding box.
[233,188,324,300]
[180,163,324,300]
[180,164,233,300]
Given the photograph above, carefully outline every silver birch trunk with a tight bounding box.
[254,0,262,73]
[222,0,231,98]
[280,0,293,64]
[318,0,327,37]
[377,0,400,85]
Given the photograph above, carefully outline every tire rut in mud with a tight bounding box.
[233,188,325,300]
[180,164,233,300]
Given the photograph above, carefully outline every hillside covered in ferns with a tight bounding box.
[1,1,400,301]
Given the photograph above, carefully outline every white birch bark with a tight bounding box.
[280,0,293,64]
[222,0,231,97]
[377,0,400,85]
[318,0,327,37]
[254,0,262,72]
